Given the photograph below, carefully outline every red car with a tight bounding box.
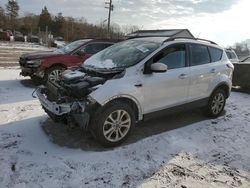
[20,39,117,82]
[0,31,11,41]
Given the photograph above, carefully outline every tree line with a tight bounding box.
[230,40,250,58]
[0,0,140,41]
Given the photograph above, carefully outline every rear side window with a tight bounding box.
[84,43,112,54]
[208,47,223,62]
[189,44,210,66]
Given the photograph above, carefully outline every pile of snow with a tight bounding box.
[0,68,250,187]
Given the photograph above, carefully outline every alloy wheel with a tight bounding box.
[103,110,131,142]
[48,69,63,82]
[211,92,225,115]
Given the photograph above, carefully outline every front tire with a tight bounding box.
[205,89,226,118]
[91,101,135,147]
[45,66,66,83]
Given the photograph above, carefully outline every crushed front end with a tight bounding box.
[36,69,108,130]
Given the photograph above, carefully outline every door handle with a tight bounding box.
[179,74,187,79]
[134,83,142,87]
[210,68,216,73]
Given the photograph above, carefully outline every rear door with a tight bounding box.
[143,43,191,114]
[188,43,218,100]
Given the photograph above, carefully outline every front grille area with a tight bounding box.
[46,81,60,101]
[46,81,69,102]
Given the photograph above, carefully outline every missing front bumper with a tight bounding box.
[36,87,90,130]
[36,88,73,116]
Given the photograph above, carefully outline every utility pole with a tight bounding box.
[105,0,114,38]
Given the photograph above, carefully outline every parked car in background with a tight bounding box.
[0,31,11,41]
[20,39,118,83]
[14,31,25,42]
[52,37,66,48]
[36,29,234,147]
[233,55,250,89]
[241,56,250,63]
[27,35,39,43]
[226,48,239,63]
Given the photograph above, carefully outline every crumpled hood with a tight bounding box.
[61,69,86,83]
[21,50,62,60]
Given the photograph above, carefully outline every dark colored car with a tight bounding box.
[20,39,118,82]
[233,56,250,89]
[27,35,39,43]
[0,31,11,41]
[14,31,25,42]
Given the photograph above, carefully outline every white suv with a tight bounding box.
[36,30,234,147]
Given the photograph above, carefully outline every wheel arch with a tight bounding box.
[211,82,230,98]
[101,95,143,121]
[46,63,67,71]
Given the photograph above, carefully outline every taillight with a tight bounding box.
[226,63,234,70]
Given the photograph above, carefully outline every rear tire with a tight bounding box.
[205,89,226,118]
[90,101,135,147]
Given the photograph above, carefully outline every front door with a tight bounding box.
[143,43,190,114]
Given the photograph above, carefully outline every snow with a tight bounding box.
[0,68,250,187]
[85,58,116,69]
[0,42,49,51]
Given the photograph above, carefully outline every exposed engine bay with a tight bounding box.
[44,68,123,103]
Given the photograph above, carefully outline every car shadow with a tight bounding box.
[232,87,250,94]
[42,109,214,152]
[20,79,41,88]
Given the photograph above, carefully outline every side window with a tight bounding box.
[81,43,112,54]
[208,47,223,62]
[190,44,210,66]
[152,44,186,69]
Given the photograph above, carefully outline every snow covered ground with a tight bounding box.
[0,68,250,188]
[0,42,50,67]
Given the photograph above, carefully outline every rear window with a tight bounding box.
[208,47,223,62]
[189,44,210,66]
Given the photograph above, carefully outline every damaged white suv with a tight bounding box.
[36,30,234,147]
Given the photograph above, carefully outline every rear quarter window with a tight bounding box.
[208,47,223,62]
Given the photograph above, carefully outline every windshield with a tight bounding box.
[83,39,160,69]
[56,40,89,54]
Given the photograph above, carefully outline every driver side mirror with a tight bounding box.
[150,63,168,73]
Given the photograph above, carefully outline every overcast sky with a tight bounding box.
[1,0,249,46]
